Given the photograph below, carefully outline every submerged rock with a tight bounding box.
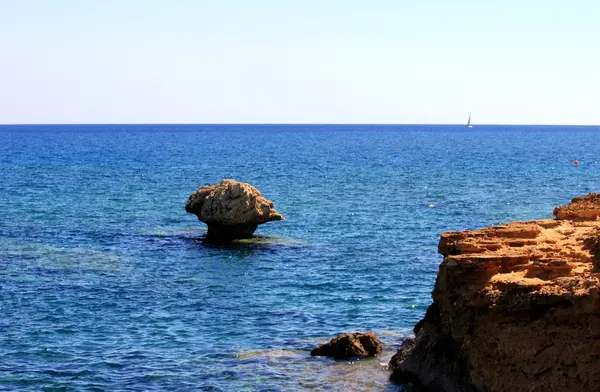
[311,332,382,359]
[185,179,284,242]
[390,193,600,392]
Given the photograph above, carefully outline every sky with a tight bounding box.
[1,0,599,124]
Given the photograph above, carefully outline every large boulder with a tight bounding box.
[185,179,284,242]
[311,332,383,360]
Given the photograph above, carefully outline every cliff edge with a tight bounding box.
[390,193,600,392]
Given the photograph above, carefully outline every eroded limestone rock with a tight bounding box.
[390,193,600,392]
[185,179,284,242]
[553,192,600,221]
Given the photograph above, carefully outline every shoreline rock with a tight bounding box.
[185,179,284,242]
[390,193,600,391]
[311,332,383,360]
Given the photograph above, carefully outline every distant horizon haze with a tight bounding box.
[2,1,599,125]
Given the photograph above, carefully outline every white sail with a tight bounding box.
[466,112,473,128]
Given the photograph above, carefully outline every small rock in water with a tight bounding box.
[311,332,383,360]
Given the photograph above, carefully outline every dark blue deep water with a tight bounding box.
[1,124,599,391]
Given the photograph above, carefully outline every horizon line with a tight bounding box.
[1,123,600,127]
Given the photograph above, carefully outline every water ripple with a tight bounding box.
[2,124,599,390]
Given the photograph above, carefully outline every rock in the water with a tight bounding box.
[390,193,600,392]
[311,332,382,359]
[185,179,284,242]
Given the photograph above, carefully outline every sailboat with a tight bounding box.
[465,112,473,128]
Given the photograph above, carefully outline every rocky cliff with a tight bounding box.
[390,193,600,392]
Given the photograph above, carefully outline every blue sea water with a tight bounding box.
[1,124,599,391]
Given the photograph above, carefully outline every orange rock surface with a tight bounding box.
[390,193,600,392]
[185,179,284,241]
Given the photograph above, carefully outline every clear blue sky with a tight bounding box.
[1,0,599,124]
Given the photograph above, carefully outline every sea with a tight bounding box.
[1,124,599,391]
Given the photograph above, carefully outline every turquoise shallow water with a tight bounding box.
[1,124,599,391]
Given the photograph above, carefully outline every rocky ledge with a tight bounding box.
[185,179,284,242]
[390,193,600,392]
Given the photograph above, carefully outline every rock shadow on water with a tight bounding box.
[194,233,306,257]
[145,227,309,256]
